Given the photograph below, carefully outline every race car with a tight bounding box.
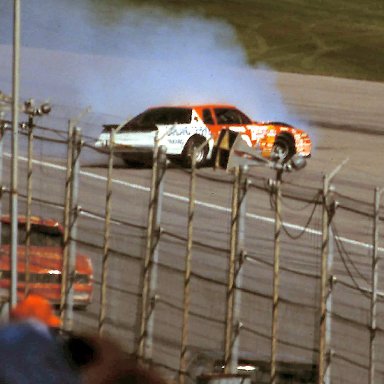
[94,104,312,167]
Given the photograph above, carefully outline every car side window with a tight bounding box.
[119,108,192,132]
[215,108,239,124]
[215,108,252,124]
[150,110,169,125]
[139,108,192,125]
[160,109,191,124]
[202,109,214,124]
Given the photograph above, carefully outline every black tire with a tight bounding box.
[123,158,138,166]
[122,158,146,167]
[122,154,152,167]
[271,134,296,163]
[181,135,209,168]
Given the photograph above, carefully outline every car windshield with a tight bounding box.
[1,222,63,247]
[120,108,192,132]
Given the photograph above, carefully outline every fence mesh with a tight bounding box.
[1,110,383,384]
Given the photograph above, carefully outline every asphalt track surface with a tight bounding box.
[2,73,384,383]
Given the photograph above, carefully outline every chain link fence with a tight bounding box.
[0,106,383,384]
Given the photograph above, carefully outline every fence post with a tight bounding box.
[324,187,336,384]
[369,187,383,384]
[98,128,115,335]
[232,165,247,372]
[61,126,81,331]
[0,114,4,243]
[179,148,197,384]
[224,165,247,374]
[24,115,34,296]
[0,116,4,317]
[60,108,89,326]
[138,143,166,361]
[60,121,74,323]
[22,100,51,296]
[10,0,21,310]
[270,168,283,384]
[318,173,329,384]
[318,159,348,384]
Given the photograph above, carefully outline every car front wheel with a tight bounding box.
[271,135,295,163]
[181,136,209,168]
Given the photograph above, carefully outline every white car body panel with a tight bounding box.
[95,110,213,157]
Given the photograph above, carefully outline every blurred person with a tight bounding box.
[3,294,167,384]
[63,334,167,384]
[10,293,61,329]
[65,334,127,383]
[0,294,80,383]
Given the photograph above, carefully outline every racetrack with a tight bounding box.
[2,72,384,383]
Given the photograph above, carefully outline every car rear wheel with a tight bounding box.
[271,134,295,163]
[182,136,209,168]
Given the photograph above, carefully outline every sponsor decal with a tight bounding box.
[168,138,184,145]
[167,125,209,137]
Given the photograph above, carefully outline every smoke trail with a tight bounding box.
[0,0,311,137]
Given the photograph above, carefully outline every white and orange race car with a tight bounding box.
[95,104,312,167]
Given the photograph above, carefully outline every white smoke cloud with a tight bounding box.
[0,0,309,135]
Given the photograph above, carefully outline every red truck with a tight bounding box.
[0,215,93,308]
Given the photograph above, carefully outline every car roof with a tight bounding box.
[146,104,238,110]
[1,215,63,232]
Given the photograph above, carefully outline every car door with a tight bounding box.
[201,107,219,140]
[213,107,252,146]
[157,108,193,155]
